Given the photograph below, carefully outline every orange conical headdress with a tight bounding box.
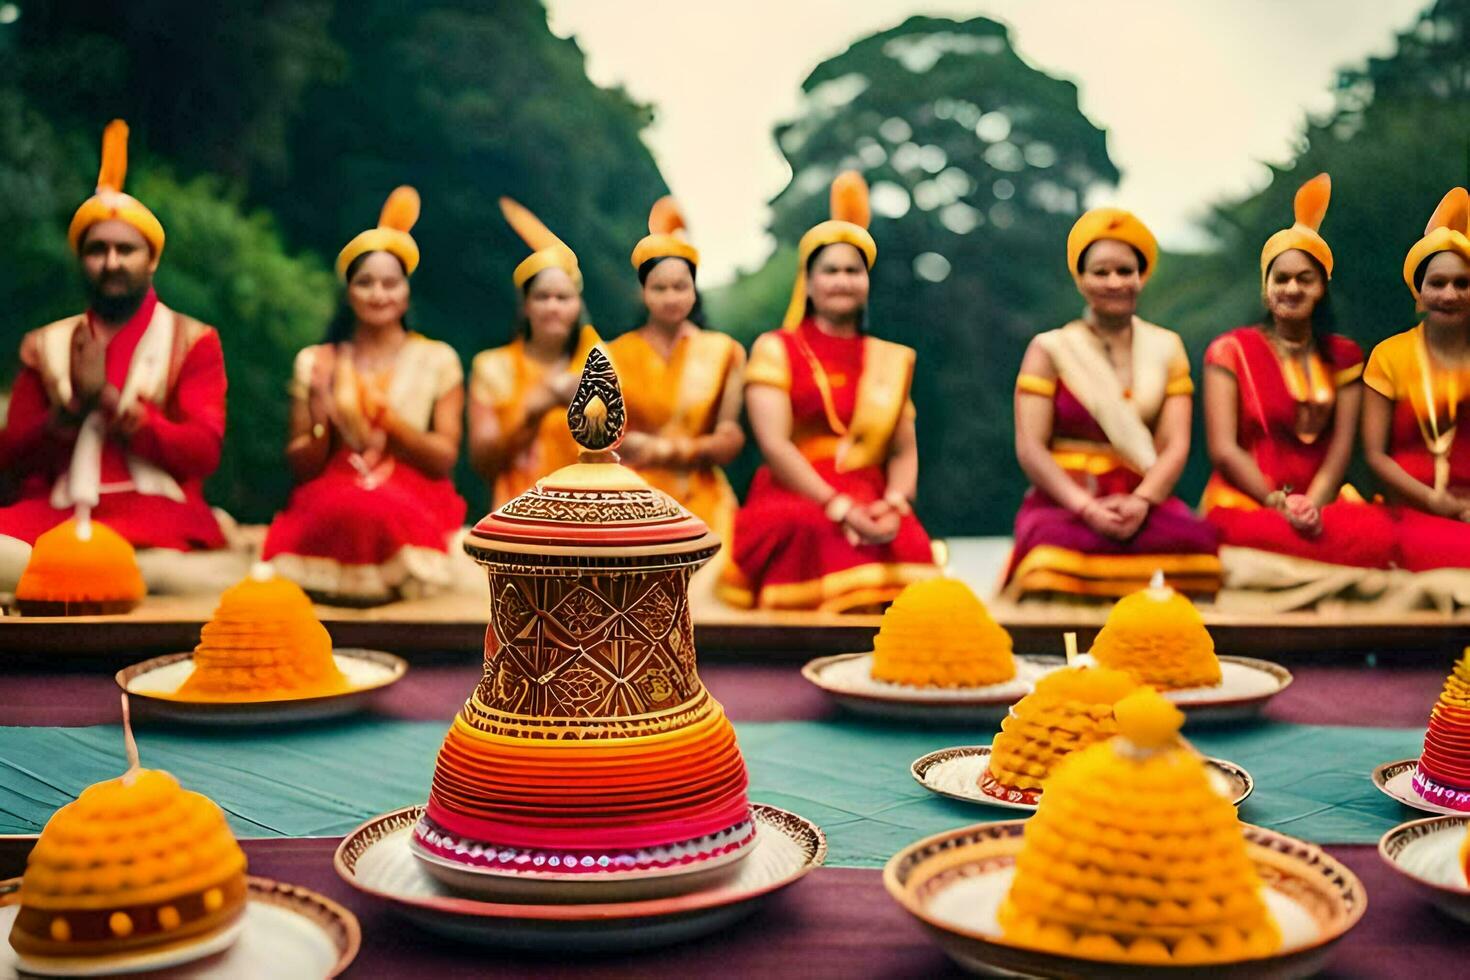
[1260,173,1333,285]
[631,196,699,271]
[336,185,422,280]
[502,197,582,290]
[1404,187,1470,297]
[67,120,166,257]
[782,170,878,329]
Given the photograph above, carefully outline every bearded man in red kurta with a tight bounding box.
[0,120,227,549]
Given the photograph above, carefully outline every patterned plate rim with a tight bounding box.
[1369,758,1469,815]
[115,648,409,706]
[800,653,1058,707]
[0,875,360,979]
[333,803,826,921]
[910,746,1252,808]
[1377,814,1470,896]
[883,818,1366,968]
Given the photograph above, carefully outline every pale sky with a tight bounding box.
[546,1,1428,286]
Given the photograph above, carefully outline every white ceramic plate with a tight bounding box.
[117,649,406,724]
[801,653,1057,724]
[1378,814,1470,923]
[334,804,824,952]
[1073,653,1293,724]
[0,876,358,978]
[1372,758,1470,816]
[911,744,1253,811]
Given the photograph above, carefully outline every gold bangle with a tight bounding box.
[1265,490,1288,510]
[311,422,326,440]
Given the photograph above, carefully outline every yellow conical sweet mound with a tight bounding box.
[15,518,145,608]
[984,665,1140,799]
[1091,578,1221,690]
[999,689,1280,965]
[9,769,247,959]
[870,579,1015,687]
[174,571,346,701]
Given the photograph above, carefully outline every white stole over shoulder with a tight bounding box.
[34,302,185,509]
[1033,318,1182,475]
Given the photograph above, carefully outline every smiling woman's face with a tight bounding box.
[807,243,869,320]
[347,251,410,329]
[1077,239,1141,319]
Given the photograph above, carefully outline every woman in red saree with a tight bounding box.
[1202,174,1395,571]
[263,187,466,604]
[1362,187,1470,572]
[718,172,937,612]
[1003,208,1220,600]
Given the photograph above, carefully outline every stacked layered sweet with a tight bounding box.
[15,518,145,615]
[418,352,754,881]
[1413,648,1470,810]
[420,688,752,873]
[8,769,248,963]
[173,571,347,702]
[870,578,1015,688]
[982,665,1140,804]
[999,689,1280,965]
[1091,579,1221,690]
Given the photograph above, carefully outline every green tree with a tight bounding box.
[723,15,1119,534]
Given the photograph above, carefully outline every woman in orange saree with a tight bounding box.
[1003,208,1220,600]
[1362,187,1470,571]
[718,172,937,612]
[1202,174,1395,572]
[608,197,744,546]
[468,198,600,508]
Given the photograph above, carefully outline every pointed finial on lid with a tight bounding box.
[567,348,625,456]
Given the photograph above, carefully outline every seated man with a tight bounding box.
[0,120,227,549]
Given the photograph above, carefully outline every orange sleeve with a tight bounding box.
[745,332,790,391]
[1362,341,1396,399]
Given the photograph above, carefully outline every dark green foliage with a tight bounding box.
[0,0,667,522]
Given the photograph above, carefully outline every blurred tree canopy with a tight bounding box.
[710,16,1119,535]
[0,0,667,522]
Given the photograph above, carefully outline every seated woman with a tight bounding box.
[1003,207,1220,600]
[1202,174,1396,578]
[263,187,466,604]
[468,197,600,507]
[718,171,937,612]
[608,197,745,547]
[1362,187,1470,573]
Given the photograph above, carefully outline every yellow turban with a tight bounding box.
[336,186,421,281]
[1261,173,1333,285]
[782,170,878,329]
[500,197,582,291]
[631,196,699,271]
[1404,187,1470,298]
[1066,207,1158,284]
[67,120,166,258]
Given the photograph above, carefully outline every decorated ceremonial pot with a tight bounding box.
[413,350,754,896]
